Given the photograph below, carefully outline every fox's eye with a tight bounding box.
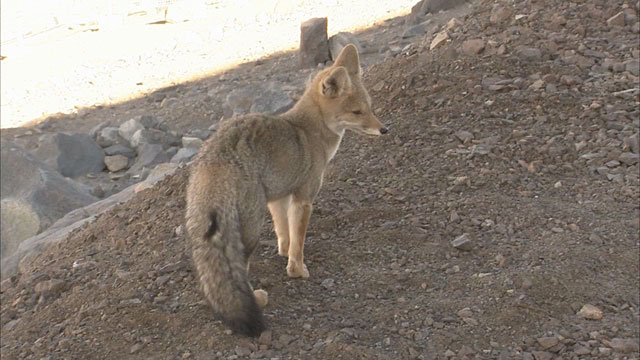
[352,110,362,115]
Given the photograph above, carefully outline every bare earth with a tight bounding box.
[1,0,639,359]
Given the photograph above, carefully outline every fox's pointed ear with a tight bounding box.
[333,44,360,75]
[321,66,351,98]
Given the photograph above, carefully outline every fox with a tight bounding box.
[185,44,387,337]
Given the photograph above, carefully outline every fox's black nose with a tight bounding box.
[380,127,388,134]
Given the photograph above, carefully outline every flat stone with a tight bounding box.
[517,46,542,61]
[604,338,640,353]
[619,152,639,165]
[578,304,603,320]
[625,59,639,76]
[181,137,204,148]
[171,147,199,163]
[430,31,449,50]
[624,133,639,153]
[607,11,626,27]
[104,155,129,172]
[445,17,463,31]
[461,39,485,55]
[128,144,170,173]
[537,337,559,349]
[451,233,473,251]
[103,144,136,158]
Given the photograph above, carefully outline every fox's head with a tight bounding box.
[311,44,388,137]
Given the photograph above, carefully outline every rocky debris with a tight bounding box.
[451,233,473,251]
[328,32,363,61]
[32,132,105,177]
[402,21,430,38]
[406,0,468,26]
[34,278,66,298]
[249,83,296,115]
[299,17,330,68]
[96,126,124,147]
[603,338,640,353]
[223,82,294,118]
[128,144,171,174]
[224,88,255,117]
[490,4,512,24]
[1,141,97,261]
[130,128,177,149]
[1,162,178,279]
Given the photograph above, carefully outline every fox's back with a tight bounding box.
[195,113,315,200]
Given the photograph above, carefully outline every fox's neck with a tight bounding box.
[284,95,343,161]
[286,96,339,135]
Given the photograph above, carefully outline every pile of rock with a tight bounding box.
[1,114,212,270]
[91,114,211,177]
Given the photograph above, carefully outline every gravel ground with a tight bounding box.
[1,0,639,359]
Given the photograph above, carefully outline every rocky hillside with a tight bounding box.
[1,0,639,359]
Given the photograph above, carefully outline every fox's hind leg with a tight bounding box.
[286,197,312,279]
[268,195,292,256]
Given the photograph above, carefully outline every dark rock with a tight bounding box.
[32,133,105,177]
[299,18,330,68]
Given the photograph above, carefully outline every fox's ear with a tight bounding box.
[321,66,351,98]
[333,44,360,75]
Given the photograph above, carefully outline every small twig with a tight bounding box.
[612,88,640,96]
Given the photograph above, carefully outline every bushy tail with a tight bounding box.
[186,203,265,337]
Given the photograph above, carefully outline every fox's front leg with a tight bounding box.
[268,196,291,256]
[286,199,312,279]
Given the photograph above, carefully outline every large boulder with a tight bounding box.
[223,82,294,119]
[1,140,97,261]
[1,162,179,280]
[32,132,105,177]
[328,32,363,62]
[299,17,330,68]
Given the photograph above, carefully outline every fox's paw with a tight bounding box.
[286,260,309,279]
[253,289,268,308]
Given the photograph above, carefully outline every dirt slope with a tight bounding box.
[1,0,639,359]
